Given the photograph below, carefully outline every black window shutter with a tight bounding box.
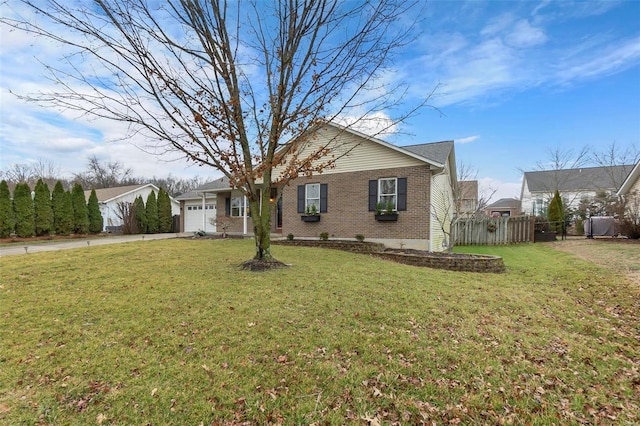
[225,197,231,216]
[297,185,305,213]
[320,184,328,213]
[397,177,407,211]
[368,180,378,211]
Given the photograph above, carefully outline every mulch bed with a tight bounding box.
[0,234,107,244]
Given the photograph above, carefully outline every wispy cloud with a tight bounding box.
[456,135,479,144]
[505,20,547,48]
[554,36,640,84]
[407,1,639,108]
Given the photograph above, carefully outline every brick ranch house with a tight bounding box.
[176,123,457,251]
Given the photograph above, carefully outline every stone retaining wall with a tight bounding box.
[273,240,385,254]
[273,239,505,273]
[372,251,505,273]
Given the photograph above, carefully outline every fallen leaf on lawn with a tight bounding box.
[361,412,382,426]
[151,387,158,397]
[96,413,107,424]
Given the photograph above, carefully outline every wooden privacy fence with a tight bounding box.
[453,216,534,246]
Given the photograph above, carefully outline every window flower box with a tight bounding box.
[301,214,321,222]
[375,213,398,222]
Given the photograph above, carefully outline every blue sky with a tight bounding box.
[1,0,639,201]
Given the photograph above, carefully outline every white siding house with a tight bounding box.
[84,184,180,232]
[520,165,635,216]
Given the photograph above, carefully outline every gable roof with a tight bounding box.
[523,165,635,193]
[175,176,230,200]
[84,184,154,203]
[617,161,640,196]
[402,141,455,166]
[178,123,457,199]
[322,122,450,168]
[486,198,521,209]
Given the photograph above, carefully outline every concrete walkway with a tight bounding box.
[0,233,189,257]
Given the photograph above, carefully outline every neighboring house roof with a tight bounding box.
[486,198,521,209]
[523,165,635,193]
[84,184,151,203]
[617,161,640,196]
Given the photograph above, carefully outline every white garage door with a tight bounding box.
[184,201,217,233]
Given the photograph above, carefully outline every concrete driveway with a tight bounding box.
[0,233,187,257]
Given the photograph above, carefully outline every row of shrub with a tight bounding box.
[0,180,103,238]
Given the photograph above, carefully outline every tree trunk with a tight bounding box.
[251,186,274,261]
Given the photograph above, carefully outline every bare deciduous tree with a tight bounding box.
[2,0,432,265]
[1,163,34,186]
[591,141,639,170]
[74,155,137,189]
[431,162,497,252]
[114,201,138,235]
[148,175,207,198]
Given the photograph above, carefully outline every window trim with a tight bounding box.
[298,183,327,213]
[230,196,244,217]
[378,177,398,211]
[369,177,407,212]
[305,183,320,212]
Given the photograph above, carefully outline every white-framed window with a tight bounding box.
[231,197,244,217]
[378,178,397,210]
[305,183,320,212]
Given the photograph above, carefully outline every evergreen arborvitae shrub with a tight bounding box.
[34,179,53,236]
[134,195,147,234]
[0,180,15,237]
[71,183,90,234]
[146,191,159,233]
[52,181,74,235]
[87,189,103,234]
[13,182,35,238]
[548,190,564,233]
[157,188,173,233]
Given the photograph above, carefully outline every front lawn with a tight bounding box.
[1,240,637,424]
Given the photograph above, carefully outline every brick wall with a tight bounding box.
[215,193,254,234]
[281,165,431,241]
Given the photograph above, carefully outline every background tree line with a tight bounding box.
[0,156,207,198]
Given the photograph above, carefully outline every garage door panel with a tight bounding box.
[184,202,217,233]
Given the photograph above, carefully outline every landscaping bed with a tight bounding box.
[273,239,505,273]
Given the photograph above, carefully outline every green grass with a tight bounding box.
[1,240,638,424]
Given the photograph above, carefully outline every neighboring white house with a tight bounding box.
[84,184,180,232]
[520,165,635,216]
[617,161,640,219]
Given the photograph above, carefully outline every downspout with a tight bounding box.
[201,193,206,232]
[243,195,248,235]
